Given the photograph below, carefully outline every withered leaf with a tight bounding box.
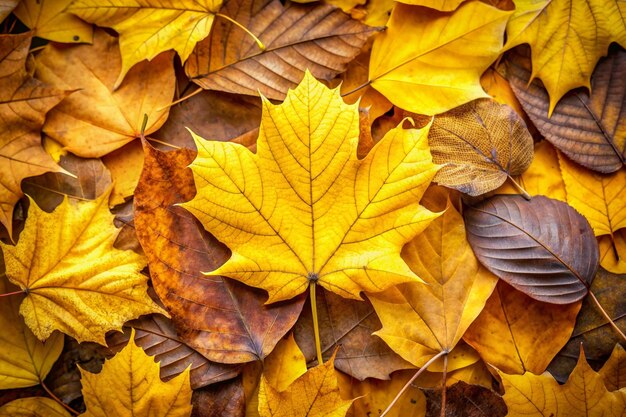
[465,195,598,304]
[429,98,534,196]
[134,141,305,364]
[424,381,507,417]
[186,0,380,100]
[506,48,626,173]
[191,377,246,417]
[599,344,626,391]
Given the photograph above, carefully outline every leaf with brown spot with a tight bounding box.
[424,381,507,417]
[134,141,305,364]
[186,0,380,100]
[13,0,93,43]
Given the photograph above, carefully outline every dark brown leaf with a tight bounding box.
[464,195,598,304]
[424,381,507,417]
[133,140,305,364]
[191,377,245,417]
[185,0,380,100]
[505,47,626,173]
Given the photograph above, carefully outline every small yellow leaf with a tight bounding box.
[369,2,511,115]
[182,71,440,303]
[0,397,70,417]
[0,190,166,344]
[0,275,63,389]
[258,354,353,417]
[68,0,222,88]
[13,0,93,43]
[263,334,307,391]
[81,329,192,417]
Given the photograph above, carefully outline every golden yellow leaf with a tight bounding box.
[504,0,626,114]
[501,346,626,416]
[0,190,166,344]
[81,329,192,417]
[36,29,175,158]
[0,398,70,417]
[480,68,527,122]
[398,0,465,11]
[369,192,498,368]
[368,2,511,115]
[102,140,145,206]
[13,0,93,43]
[68,0,222,88]
[599,344,626,391]
[182,71,440,303]
[258,354,353,417]
[599,230,626,274]
[464,281,581,374]
[263,334,307,392]
[0,275,63,389]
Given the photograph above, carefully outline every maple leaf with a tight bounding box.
[68,0,223,88]
[182,71,441,303]
[504,0,626,114]
[0,190,166,344]
[13,0,93,43]
[0,397,70,417]
[368,2,511,115]
[81,329,193,417]
[0,32,69,240]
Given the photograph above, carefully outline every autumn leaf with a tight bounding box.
[0,1,18,21]
[0,274,63,389]
[0,190,166,344]
[501,345,626,416]
[398,0,466,11]
[182,71,440,303]
[0,397,70,417]
[368,2,511,115]
[504,0,626,114]
[0,32,68,240]
[81,329,193,417]
[13,0,93,43]
[428,99,534,196]
[463,280,581,374]
[35,29,175,158]
[102,140,145,205]
[68,0,222,89]
[505,49,626,173]
[424,381,507,417]
[186,0,380,100]
[600,344,626,391]
[465,195,598,303]
[134,141,305,363]
[599,230,626,274]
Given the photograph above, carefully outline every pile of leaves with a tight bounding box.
[0,0,624,416]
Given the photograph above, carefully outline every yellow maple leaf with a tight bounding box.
[13,0,93,43]
[81,329,192,417]
[68,0,222,88]
[0,190,166,344]
[504,0,626,114]
[182,71,440,303]
[368,2,511,115]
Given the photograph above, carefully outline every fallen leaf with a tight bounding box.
[0,190,166,344]
[502,346,626,416]
[0,274,63,389]
[599,230,626,274]
[293,286,413,380]
[263,334,307,391]
[599,344,626,391]
[134,141,305,363]
[465,195,598,304]
[191,377,246,417]
[370,192,498,369]
[397,0,466,11]
[102,140,145,206]
[506,48,626,172]
[107,314,240,389]
[504,0,626,114]
[258,353,353,417]
[464,281,581,374]
[0,32,68,240]
[0,397,70,417]
[13,0,93,43]
[423,381,507,417]
[369,2,511,115]
[36,29,175,158]
[182,71,440,303]
[68,0,222,88]
[186,0,380,100]
[81,329,193,417]
[480,67,529,124]
[429,98,534,196]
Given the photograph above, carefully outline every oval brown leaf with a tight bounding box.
[429,98,534,196]
[185,0,380,100]
[464,195,598,304]
[505,48,626,173]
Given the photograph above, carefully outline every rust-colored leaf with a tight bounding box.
[191,377,245,417]
[186,0,380,100]
[133,141,305,364]
[465,195,598,304]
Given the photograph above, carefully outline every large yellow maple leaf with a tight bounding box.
[0,191,166,344]
[182,72,440,303]
[504,0,626,114]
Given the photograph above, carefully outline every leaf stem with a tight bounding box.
[310,282,324,366]
[381,350,448,417]
[0,289,25,297]
[340,80,372,98]
[42,381,79,415]
[215,13,265,52]
[507,175,531,200]
[440,353,448,417]
[588,289,626,342]
[156,87,204,112]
